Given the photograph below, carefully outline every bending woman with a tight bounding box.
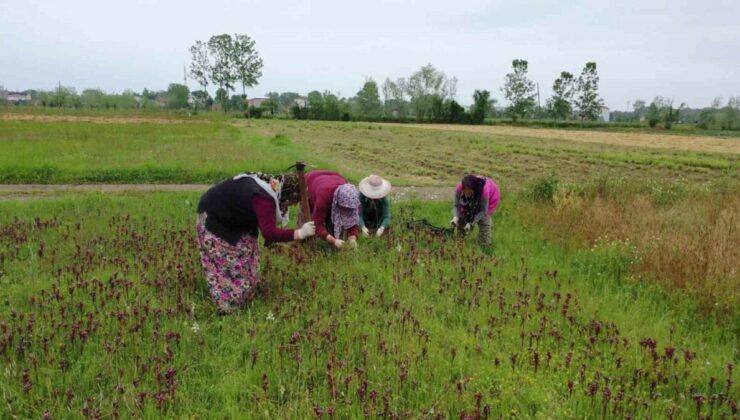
[196,172,315,313]
[305,170,361,249]
[451,174,501,246]
[358,174,392,237]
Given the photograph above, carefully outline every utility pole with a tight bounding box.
[536,83,541,109]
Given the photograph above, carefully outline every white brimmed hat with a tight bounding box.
[358,175,391,199]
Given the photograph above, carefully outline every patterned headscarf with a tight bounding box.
[234,172,300,225]
[278,173,300,205]
[331,183,360,238]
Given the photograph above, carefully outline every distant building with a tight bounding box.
[248,97,268,108]
[1,90,32,104]
[293,96,308,109]
[601,105,610,122]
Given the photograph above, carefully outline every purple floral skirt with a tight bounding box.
[196,213,260,313]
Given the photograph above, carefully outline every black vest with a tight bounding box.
[197,177,271,245]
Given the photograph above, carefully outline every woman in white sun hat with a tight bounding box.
[358,174,392,237]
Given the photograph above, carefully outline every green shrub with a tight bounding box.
[528,173,559,202]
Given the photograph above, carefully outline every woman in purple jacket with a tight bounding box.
[451,174,501,246]
[196,172,315,313]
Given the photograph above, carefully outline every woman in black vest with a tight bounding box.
[196,172,315,313]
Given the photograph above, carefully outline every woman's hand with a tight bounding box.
[333,238,346,249]
[376,227,385,237]
[294,222,316,240]
[362,226,370,236]
[347,236,358,249]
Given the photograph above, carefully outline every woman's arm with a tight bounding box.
[253,196,296,243]
[312,196,335,243]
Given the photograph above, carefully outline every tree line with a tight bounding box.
[262,60,604,125]
[4,31,738,130]
[0,84,192,110]
[611,97,740,130]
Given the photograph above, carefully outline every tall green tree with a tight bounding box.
[382,77,407,118]
[546,71,575,120]
[662,98,686,129]
[322,92,344,120]
[646,97,666,128]
[215,88,229,111]
[721,96,739,130]
[574,62,603,121]
[471,90,492,124]
[355,78,382,119]
[80,89,105,109]
[167,83,190,109]
[448,100,465,123]
[307,91,325,119]
[502,59,536,122]
[406,64,451,121]
[191,90,212,110]
[231,34,264,95]
[207,35,237,105]
[188,41,210,94]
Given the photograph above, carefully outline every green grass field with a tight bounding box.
[246,120,738,187]
[0,119,330,183]
[0,111,737,417]
[0,194,736,418]
[0,113,737,187]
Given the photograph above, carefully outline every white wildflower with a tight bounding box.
[266,311,275,322]
[191,322,200,333]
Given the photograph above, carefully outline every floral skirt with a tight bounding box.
[196,213,260,313]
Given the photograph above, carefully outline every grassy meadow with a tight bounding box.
[0,111,737,187]
[0,109,738,417]
[244,119,738,187]
[0,194,737,418]
[0,119,329,183]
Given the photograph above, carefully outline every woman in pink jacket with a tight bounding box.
[451,175,501,246]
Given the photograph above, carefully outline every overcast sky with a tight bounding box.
[1,0,738,109]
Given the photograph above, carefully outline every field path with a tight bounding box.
[0,184,450,201]
[383,123,740,154]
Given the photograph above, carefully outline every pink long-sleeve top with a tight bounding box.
[454,176,501,222]
[306,170,360,240]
